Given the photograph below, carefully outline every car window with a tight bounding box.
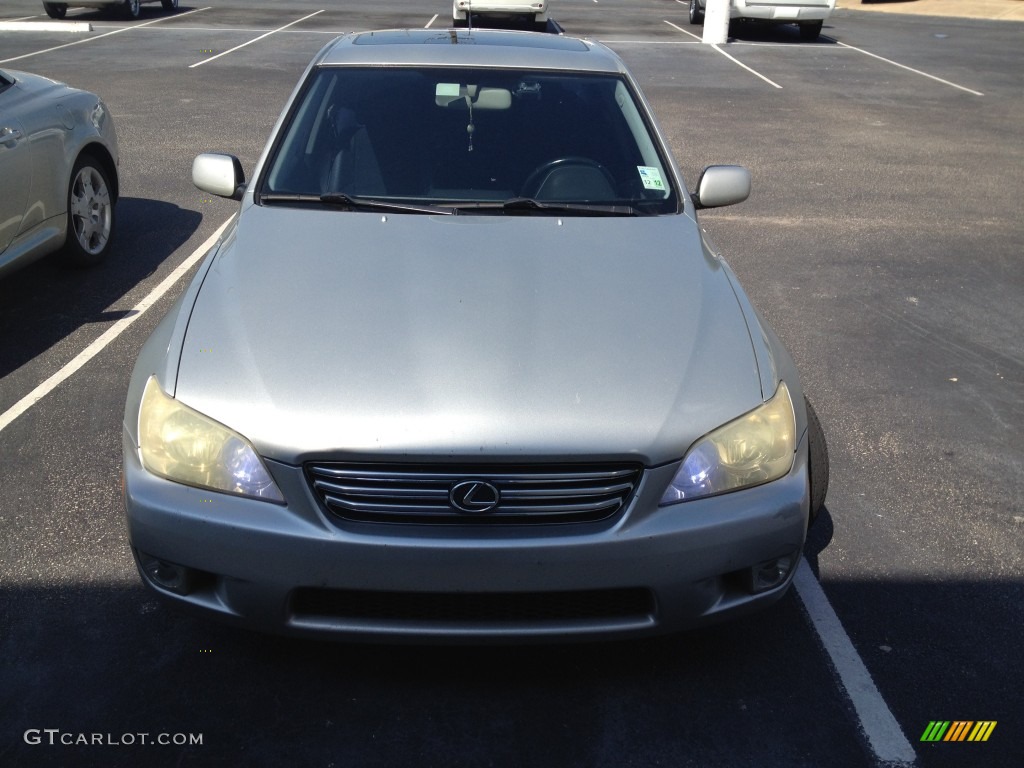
[0,71,13,96]
[261,66,678,214]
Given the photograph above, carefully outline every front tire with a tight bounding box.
[43,3,67,19]
[805,397,829,526]
[799,21,823,41]
[122,0,141,19]
[63,154,115,267]
[161,0,178,9]
[688,0,704,25]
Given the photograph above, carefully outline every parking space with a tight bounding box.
[1,1,1022,766]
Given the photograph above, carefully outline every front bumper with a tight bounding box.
[730,1,834,22]
[453,1,549,22]
[123,429,809,643]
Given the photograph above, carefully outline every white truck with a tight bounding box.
[688,0,835,41]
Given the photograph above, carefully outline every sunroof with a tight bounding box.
[352,29,590,52]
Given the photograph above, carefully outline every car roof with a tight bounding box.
[315,29,627,74]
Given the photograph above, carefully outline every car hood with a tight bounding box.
[7,68,78,99]
[174,206,763,465]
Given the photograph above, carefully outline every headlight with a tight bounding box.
[137,376,284,503]
[660,382,796,505]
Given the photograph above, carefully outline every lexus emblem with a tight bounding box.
[450,480,500,513]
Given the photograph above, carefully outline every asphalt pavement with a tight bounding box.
[839,0,1024,20]
[1,2,1022,767]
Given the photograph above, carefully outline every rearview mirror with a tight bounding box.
[692,165,751,209]
[192,153,246,200]
[435,83,512,110]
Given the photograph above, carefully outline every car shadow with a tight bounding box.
[57,5,188,22]
[458,16,554,33]
[726,20,840,44]
[803,504,835,577]
[1,567,1019,767]
[0,197,202,381]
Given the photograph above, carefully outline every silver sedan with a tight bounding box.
[123,29,828,643]
[0,68,119,278]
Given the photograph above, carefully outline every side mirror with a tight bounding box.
[192,153,246,200]
[692,165,751,210]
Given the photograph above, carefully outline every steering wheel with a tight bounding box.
[521,157,617,199]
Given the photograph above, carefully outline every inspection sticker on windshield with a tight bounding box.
[436,83,461,97]
[637,166,665,191]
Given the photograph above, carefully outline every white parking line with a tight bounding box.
[426,14,439,28]
[836,40,984,97]
[189,10,325,68]
[662,19,701,42]
[136,25,341,35]
[0,7,209,65]
[0,218,233,436]
[793,559,917,766]
[659,18,982,96]
[600,40,698,45]
[710,42,783,88]
[663,19,783,88]
[0,21,92,32]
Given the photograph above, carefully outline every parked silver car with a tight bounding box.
[0,68,118,278]
[123,29,828,643]
[688,0,834,41]
[42,0,178,20]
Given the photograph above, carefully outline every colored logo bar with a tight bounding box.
[920,721,996,742]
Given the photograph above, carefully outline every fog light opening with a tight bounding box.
[748,552,798,594]
[137,551,196,595]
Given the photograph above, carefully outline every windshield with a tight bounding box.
[260,66,678,215]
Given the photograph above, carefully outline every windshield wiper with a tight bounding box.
[261,193,641,216]
[261,192,455,215]
[452,198,641,216]
[322,193,457,215]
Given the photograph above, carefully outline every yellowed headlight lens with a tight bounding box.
[138,376,284,502]
[660,382,796,504]
[710,381,796,485]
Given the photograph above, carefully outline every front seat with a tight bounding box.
[322,106,386,196]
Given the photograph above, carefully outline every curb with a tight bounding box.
[0,21,93,32]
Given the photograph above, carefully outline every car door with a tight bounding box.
[0,71,33,256]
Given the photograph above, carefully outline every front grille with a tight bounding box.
[291,587,656,624]
[306,462,643,525]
